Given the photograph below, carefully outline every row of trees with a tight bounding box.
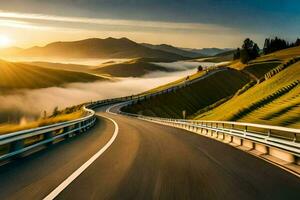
[233,37,300,64]
[263,37,300,54]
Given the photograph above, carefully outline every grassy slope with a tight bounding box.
[142,70,206,95]
[242,61,281,79]
[196,62,300,128]
[255,45,300,62]
[92,60,177,77]
[27,61,93,73]
[199,50,236,62]
[0,111,84,135]
[0,60,106,91]
[123,68,250,118]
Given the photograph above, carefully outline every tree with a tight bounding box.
[252,43,260,58]
[233,48,240,60]
[197,65,203,72]
[240,38,260,64]
[52,106,59,117]
[263,37,290,54]
[263,38,270,54]
[42,110,47,119]
[295,38,300,46]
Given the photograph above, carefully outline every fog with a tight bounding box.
[153,61,216,70]
[0,68,197,123]
[3,56,131,66]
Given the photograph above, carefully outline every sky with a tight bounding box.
[0,0,299,48]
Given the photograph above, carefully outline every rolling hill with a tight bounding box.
[122,68,250,117]
[197,60,300,128]
[123,45,300,128]
[26,61,93,73]
[92,59,178,77]
[5,37,186,60]
[183,47,232,56]
[0,59,107,91]
[199,49,236,62]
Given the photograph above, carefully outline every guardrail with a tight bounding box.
[0,85,180,162]
[0,96,131,161]
[120,111,300,164]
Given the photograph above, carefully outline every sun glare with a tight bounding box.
[0,35,12,48]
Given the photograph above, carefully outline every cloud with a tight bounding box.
[0,10,234,33]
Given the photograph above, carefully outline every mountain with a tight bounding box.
[8,38,186,60]
[183,47,233,56]
[141,43,204,58]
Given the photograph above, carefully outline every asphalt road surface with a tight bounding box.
[0,106,299,200]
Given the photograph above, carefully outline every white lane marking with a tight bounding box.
[106,101,129,115]
[105,103,117,115]
[43,115,119,200]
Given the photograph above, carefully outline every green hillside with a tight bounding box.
[122,68,250,118]
[123,46,300,129]
[196,61,300,128]
[0,60,106,91]
[242,61,281,80]
[255,45,300,62]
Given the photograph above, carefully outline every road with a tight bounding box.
[0,106,300,200]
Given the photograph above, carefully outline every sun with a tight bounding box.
[0,35,12,48]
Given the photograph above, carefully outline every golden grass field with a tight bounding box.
[0,110,85,135]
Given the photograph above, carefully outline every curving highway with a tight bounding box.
[0,105,300,200]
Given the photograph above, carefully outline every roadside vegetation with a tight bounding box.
[0,105,86,135]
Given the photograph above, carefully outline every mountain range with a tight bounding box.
[142,43,231,57]
[0,37,232,60]
[1,38,186,60]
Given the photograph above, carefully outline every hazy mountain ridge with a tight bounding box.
[183,47,233,56]
[141,42,232,58]
[141,43,205,58]
[2,38,186,60]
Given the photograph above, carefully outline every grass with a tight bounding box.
[196,61,300,128]
[198,50,235,62]
[255,45,300,62]
[0,108,86,155]
[0,59,106,91]
[242,61,281,79]
[142,70,206,95]
[122,68,250,118]
[0,106,86,135]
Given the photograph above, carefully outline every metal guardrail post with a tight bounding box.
[44,131,54,145]
[10,140,24,155]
